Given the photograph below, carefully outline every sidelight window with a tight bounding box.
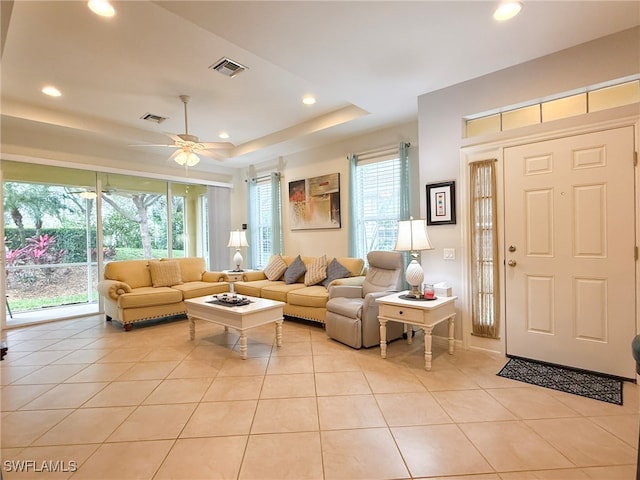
[469,159,499,338]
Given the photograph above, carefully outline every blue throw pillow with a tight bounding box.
[284,255,307,284]
[322,258,351,287]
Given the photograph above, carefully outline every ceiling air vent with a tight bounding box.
[210,57,247,78]
[140,113,167,124]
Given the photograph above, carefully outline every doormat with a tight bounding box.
[497,356,623,405]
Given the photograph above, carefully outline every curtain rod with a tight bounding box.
[353,142,410,158]
[347,142,411,160]
[468,158,498,164]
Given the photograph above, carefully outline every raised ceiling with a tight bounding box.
[2,1,639,175]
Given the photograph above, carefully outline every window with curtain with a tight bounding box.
[349,143,410,260]
[248,172,282,269]
[469,159,499,338]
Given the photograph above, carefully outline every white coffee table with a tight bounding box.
[185,295,284,359]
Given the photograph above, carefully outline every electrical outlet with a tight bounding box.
[443,248,455,260]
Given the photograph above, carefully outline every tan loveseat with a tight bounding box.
[234,255,365,324]
[97,257,229,331]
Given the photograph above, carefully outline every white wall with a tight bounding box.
[230,121,419,259]
[417,26,640,351]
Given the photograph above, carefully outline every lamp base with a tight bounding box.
[233,249,243,271]
[405,259,425,299]
[406,285,423,299]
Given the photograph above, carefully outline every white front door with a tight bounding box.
[504,126,636,378]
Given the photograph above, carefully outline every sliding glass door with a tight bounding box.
[2,162,99,323]
[2,162,212,325]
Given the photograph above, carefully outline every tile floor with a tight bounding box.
[0,314,638,479]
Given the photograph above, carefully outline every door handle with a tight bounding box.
[507,260,517,267]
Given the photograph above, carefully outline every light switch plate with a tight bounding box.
[443,248,455,260]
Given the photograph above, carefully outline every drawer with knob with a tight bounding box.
[379,304,423,324]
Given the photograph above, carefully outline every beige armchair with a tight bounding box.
[325,250,405,348]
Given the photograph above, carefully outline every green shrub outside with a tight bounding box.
[5,228,184,263]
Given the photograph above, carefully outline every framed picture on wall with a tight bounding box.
[426,181,456,225]
[288,173,341,230]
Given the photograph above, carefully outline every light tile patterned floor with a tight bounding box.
[1,314,638,479]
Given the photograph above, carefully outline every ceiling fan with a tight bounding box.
[132,95,234,166]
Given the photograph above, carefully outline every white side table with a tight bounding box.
[376,291,458,370]
[223,270,245,292]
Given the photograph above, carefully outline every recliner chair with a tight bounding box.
[325,250,405,348]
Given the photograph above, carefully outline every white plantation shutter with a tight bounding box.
[348,143,411,263]
[355,157,403,256]
[248,173,282,269]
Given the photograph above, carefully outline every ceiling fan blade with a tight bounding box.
[200,142,235,150]
[167,134,183,143]
[128,143,176,148]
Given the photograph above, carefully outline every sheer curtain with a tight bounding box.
[398,142,411,277]
[247,176,258,267]
[469,159,499,338]
[207,185,231,271]
[398,141,411,221]
[270,172,283,256]
[347,153,358,257]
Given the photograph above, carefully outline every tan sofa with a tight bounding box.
[234,255,365,324]
[97,257,229,331]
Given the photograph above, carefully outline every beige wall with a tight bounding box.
[417,26,640,351]
[230,120,419,259]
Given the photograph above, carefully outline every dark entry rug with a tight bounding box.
[497,356,624,405]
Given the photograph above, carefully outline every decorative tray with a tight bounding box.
[399,294,438,301]
[207,294,252,307]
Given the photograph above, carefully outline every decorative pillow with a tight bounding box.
[304,255,327,286]
[322,258,351,287]
[148,260,183,287]
[284,255,307,284]
[263,255,288,281]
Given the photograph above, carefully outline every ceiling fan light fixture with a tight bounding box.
[175,150,200,167]
[88,0,115,17]
[493,1,522,21]
[79,191,98,199]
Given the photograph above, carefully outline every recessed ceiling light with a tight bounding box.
[218,132,230,139]
[302,95,316,105]
[88,0,115,17]
[42,86,62,97]
[493,1,522,21]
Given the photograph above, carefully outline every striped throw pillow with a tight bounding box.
[304,255,327,286]
[263,255,288,281]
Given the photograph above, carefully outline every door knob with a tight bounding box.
[508,260,517,267]
[508,245,517,252]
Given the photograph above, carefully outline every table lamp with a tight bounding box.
[227,229,249,271]
[394,217,433,298]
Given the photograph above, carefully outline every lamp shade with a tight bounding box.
[228,230,248,271]
[394,218,433,298]
[394,218,433,252]
[227,230,249,248]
